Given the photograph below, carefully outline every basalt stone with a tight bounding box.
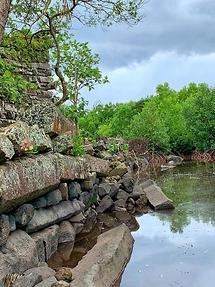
[13,273,42,287]
[26,200,83,233]
[46,190,62,207]
[25,266,56,280]
[58,221,76,244]
[21,102,76,137]
[116,190,130,201]
[31,225,59,261]
[79,189,98,209]
[34,276,57,287]
[0,121,33,155]
[70,213,86,234]
[68,182,81,200]
[70,224,133,287]
[108,162,128,177]
[32,196,47,209]
[109,183,120,198]
[96,195,113,214]
[14,204,34,227]
[59,183,69,201]
[52,132,74,154]
[29,124,53,153]
[0,134,15,163]
[130,184,145,200]
[0,215,10,246]
[121,177,134,193]
[8,214,16,232]
[98,183,111,198]
[5,230,39,275]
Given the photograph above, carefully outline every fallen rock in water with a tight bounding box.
[167,155,183,166]
[70,224,133,287]
[143,183,174,210]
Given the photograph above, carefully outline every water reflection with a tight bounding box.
[121,162,215,287]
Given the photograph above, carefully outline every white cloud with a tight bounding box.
[84,51,215,107]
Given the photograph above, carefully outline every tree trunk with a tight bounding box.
[0,0,11,45]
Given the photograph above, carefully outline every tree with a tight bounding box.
[7,0,144,105]
[0,0,11,43]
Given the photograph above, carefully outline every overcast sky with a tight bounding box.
[73,0,215,107]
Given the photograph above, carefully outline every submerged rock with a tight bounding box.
[70,224,133,287]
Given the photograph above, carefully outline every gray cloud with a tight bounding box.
[73,0,215,68]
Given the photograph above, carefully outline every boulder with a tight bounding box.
[34,276,57,287]
[29,125,53,153]
[98,183,111,198]
[0,153,88,213]
[144,183,174,210]
[96,195,113,214]
[31,225,59,262]
[55,267,73,283]
[130,184,146,200]
[84,155,110,177]
[109,183,120,198]
[46,190,62,207]
[32,196,47,209]
[1,230,39,278]
[25,266,56,280]
[52,132,74,154]
[116,190,130,201]
[0,121,33,154]
[58,221,76,244]
[121,177,134,193]
[108,162,128,177]
[13,273,42,287]
[0,134,15,163]
[14,204,34,227]
[26,200,83,233]
[70,224,133,287]
[0,215,10,246]
[21,102,76,137]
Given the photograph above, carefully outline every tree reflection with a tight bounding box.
[154,162,215,233]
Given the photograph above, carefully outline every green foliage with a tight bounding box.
[2,31,52,63]
[72,135,85,157]
[108,142,119,154]
[79,82,215,153]
[0,56,36,103]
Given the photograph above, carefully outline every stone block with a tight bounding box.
[14,204,34,227]
[68,182,81,200]
[0,134,15,163]
[46,190,62,207]
[58,221,75,244]
[96,195,113,214]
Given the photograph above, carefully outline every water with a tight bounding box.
[121,162,215,287]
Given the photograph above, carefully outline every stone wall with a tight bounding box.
[0,58,55,128]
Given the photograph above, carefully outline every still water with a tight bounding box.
[121,163,215,287]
